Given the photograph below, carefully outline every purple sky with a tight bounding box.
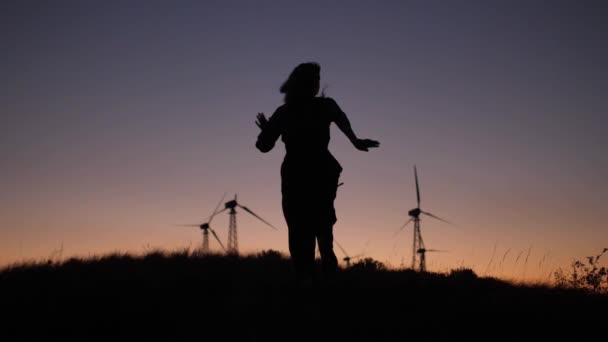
[1,1,607,280]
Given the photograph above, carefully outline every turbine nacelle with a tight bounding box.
[408,208,421,218]
[342,255,362,262]
[224,199,238,209]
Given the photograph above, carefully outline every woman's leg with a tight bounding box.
[316,172,340,277]
[283,185,316,280]
[317,225,338,277]
[288,223,316,279]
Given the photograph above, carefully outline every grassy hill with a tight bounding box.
[1,250,605,341]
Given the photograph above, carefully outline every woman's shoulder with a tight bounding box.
[315,97,343,115]
[314,96,341,110]
[315,96,338,104]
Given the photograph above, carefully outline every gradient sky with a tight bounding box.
[2,1,607,281]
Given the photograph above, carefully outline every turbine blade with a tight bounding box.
[238,205,277,230]
[426,249,448,253]
[394,218,413,236]
[208,193,227,224]
[334,240,349,257]
[175,224,200,227]
[209,207,228,225]
[421,211,458,229]
[210,228,226,251]
[414,165,420,207]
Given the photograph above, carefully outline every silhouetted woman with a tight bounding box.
[255,62,379,280]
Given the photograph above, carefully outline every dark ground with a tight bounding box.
[1,250,605,341]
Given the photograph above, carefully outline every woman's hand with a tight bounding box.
[255,112,269,130]
[354,138,380,151]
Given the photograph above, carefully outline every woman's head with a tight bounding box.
[280,62,320,103]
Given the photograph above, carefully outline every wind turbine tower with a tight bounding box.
[216,194,277,254]
[176,194,227,253]
[335,240,364,268]
[397,166,455,272]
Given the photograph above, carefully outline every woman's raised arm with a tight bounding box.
[330,99,380,152]
[255,108,283,153]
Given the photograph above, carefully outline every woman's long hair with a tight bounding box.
[280,62,321,104]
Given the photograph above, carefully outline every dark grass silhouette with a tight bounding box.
[1,250,606,341]
[554,248,608,294]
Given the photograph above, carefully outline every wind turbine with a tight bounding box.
[176,194,227,254]
[396,165,455,272]
[335,240,364,268]
[214,194,277,254]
